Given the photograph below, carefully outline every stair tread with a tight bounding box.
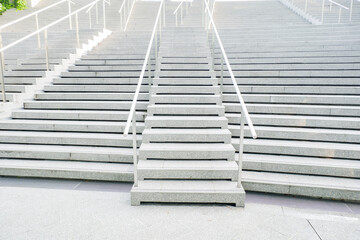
[133,180,242,192]
[140,143,235,151]
[243,171,360,190]
[0,159,133,172]
[138,160,238,170]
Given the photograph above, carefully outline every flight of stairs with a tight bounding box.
[131,26,245,206]
[214,0,360,202]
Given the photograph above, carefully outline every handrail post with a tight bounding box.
[120,11,123,30]
[155,29,158,64]
[237,107,245,188]
[0,33,5,103]
[304,0,308,12]
[44,29,49,71]
[75,12,80,48]
[89,9,92,29]
[132,111,138,187]
[68,0,73,30]
[212,28,215,70]
[163,0,166,27]
[202,0,204,26]
[338,7,342,23]
[349,0,353,21]
[96,2,99,24]
[103,0,106,29]
[330,2,333,11]
[148,58,151,87]
[35,14,41,48]
[181,4,183,25]
[220,55,223,102]
[176,12,178,27]
[321,0,325,23]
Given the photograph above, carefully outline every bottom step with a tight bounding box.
[131,180,245,206]
[242,171,360,202]
[0,159,133,182]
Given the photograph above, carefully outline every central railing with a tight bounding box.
[0,0,110,103]
[123,0,165,187]
[204,0,257,187]
[119,0,136,31]
[173,0,192,26]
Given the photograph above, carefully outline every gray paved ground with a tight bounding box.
[0,177,359,240]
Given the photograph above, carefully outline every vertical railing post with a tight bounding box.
[211,28,215,70]
[220,55,223,102]
[176,12,178,27]
[321,0,325,23]
[132,111,138,187]
[68,0,73,30]
[120,11,123,31]
[89,10,92,29]
[75,12,80,48]
[180,4,183,25]
[349,0,353,21]
[163,0,166,27]
[44,29,49,71]
[148,56,151,85]
[0,33,6,104]
[103,0,106,29]
[330,2,333,11]
[96,2,99,24]
[304,0,308,12]
[338,7,342,23]
[155,29,158,64]
[202,0,204,26]
[237,107,245,188]
[35,13,41,48]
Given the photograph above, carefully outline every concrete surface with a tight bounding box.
[0,177,359,240]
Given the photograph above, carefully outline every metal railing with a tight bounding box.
[0,0,110,103]
[203,0,215,29]
[123,0,165,187]
[0,0,75,49]
[174,0,192,26]
[119,0,136,31]
[321,0,350,23]
[204,0,257,187]
[288,0,353,24]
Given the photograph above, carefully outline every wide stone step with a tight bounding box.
[35,93,149,101]
[23,101,148,111]
[0,144,134,163]
[214,63,360,70]
[0,159,133,181]
[0,131,140,147]
[225,103,360,117]
[0,119,144,133]
[240,139,360,160]
[158,71,213,78]
[229,125,360,144]
[142,129,231,143]
[68,65,154,71]
[11,109,146,122]
[243,154,360,178]
[150,95,221,105]
[226,113,360,129]
[222,85,360,95]
[43,85,149,92]
[153,77,217,86]
[145,116,228,129]
[131,180,245,206]
[52,77,151,85]
[151,86,220,94]
[139,143,235,160]
[137,160,238,180]
[147,105,225,116]
[242,171,360,202]
[60,71,153,78]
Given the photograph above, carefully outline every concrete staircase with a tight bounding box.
[0,1,159,180]
[214,0,360,201]
[131,26,245,206]
[0,0,359,204]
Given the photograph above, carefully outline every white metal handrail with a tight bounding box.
[328,0,349,10]
[0,0,109,103]
[204,1,257,139]
[174,0,191,26]
[321,0,350,23]
[119,0,136,31]
[123,0,165,187]
[204,0,257,187]
[0,0,74,31]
